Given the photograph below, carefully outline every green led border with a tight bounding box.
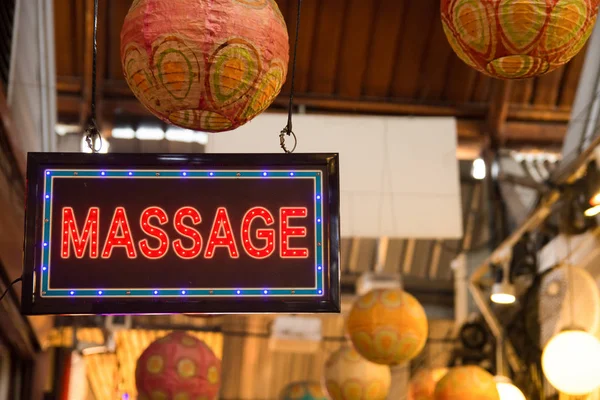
[40,169,325,298]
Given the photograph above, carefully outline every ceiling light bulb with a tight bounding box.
[135,127,165,141]
[494,376,526,400]
[471,158,486,180]
[584,204,600,217]
[491,280,516,305]
[111,127,135,139]
[590,192,600,206]
[542,330,600,395]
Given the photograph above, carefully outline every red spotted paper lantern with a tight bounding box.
[441,0,600,79]
[347,289,428,365]
[408,368,449,400]
[323,345,391,400]
[135,331,221,400]
[434,366,499,400]
[120,0,289,132]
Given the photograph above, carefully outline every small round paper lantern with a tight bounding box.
[409,368,449,400]
[135,331,221,400]
[347,289,428,365]
[441,0,600,79]
[542,330,600,395]
[280,381,328,400]
[434,366,500,400]
[323,345,391,400]
[121,0,289,132]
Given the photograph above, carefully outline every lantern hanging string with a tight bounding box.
[84,0,102,153]
[279,0,302,154]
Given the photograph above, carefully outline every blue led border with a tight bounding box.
[40,169,325,298]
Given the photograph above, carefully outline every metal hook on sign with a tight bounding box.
[279,128,297,154]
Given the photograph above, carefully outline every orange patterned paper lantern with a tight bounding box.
[441,0,600,79]
[280,381,328,400]
[135,331,221,400]
[347,289,428,365]
[323,345,391,400]
[434,366,499,400]
[408,368,449,400]
[120,0,289,132]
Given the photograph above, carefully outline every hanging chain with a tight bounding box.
[84,0,102,153]
[566,235,576,330]
[279,0,302,153]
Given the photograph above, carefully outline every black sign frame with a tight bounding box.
[22,152,340,315]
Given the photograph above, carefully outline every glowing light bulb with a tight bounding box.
[585,204,600,217]
[471,158,486,180]
[495,376,525,400]
[542,330,600,395]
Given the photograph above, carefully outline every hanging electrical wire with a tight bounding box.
[279,0,302,153]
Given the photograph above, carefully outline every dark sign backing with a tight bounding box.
[22,153,340,315]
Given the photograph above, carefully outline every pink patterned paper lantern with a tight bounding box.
[120,0,289,132]
[441,0,600,79]
[135,331,221,400]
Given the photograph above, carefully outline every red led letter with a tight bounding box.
[139,207,169,259]
[204,207,239,259]
[241,207,275,259]
[280,207,309,258]
[173,207,202,259]
[61,207,99,259]
[101,207,137,259]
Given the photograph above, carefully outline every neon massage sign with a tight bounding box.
[22,153,340,315]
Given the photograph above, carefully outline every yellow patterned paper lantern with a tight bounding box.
[323,345,391,400]
[121,0,289,132]
[441,0,600,79]
[347,289,428,365]
[409,368,449,400]
[434,366,500,400]
[280,381,328,400]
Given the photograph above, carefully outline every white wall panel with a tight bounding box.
[207,114,463,238]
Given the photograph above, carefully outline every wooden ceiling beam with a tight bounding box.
[57,76,574,123]
[457,120,566,145]
[57,94,567,147]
